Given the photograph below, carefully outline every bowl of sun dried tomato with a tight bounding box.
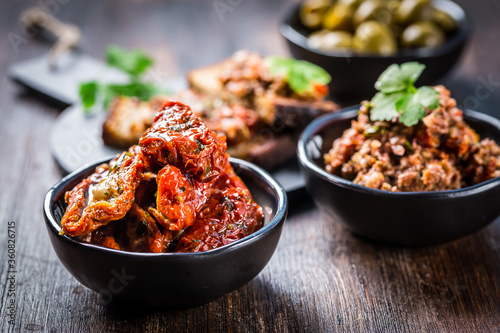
[297,63,500,245]
[43,101,287,308]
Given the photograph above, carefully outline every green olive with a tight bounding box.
[431,8,457,32]
[401,21,445,47]
[307,30,353,51]
[337,0,361,9]
[353,21,398,55]
[395,0,433,24]
[387,0,402,13]
[322,3,354,31]
[299,0,335,30]
[353,0,394,27]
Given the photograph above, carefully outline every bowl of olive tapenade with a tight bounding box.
[298,63,500,246]
[280,0,469,104]
[44,101,287,308]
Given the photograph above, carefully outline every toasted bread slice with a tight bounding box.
[103,51,339,170]
[188,51,339,125]
[187,62,224,96]
[227,132,297,170]
[253,93,338,128]
[102,96,169,149]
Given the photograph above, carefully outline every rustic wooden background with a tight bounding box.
[1,0,499,332]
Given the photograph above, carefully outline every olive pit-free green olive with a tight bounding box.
[395,0,433,24]
[299,0,458,55]
[353,0,394,27]
[338,0,362,9]
[401,21,445,47]
[308,30,353,51]
[431,8,457,32]
[353,20,398,55]
[387,0,402,14]
[322,3,354,31]
[300,0,335,30]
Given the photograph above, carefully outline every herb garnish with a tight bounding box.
[106,45,153,78]
[369,62,440,127]
[79,45,166,113]
[265,56,331,95]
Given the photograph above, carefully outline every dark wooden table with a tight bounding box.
[1,0,500,332]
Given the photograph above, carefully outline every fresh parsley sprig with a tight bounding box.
[265,56,331,95]
[369,62,439,127]
[79,45,165,113]
[106,45,153,79]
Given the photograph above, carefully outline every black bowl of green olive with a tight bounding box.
[280,0,469,104]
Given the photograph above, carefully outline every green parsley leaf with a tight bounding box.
[374,62,424,93]
[396,86,439,126]
[400,62,425,86]
[415,86,440,110]
[102,82,165,108]
[265,56,331,95]
[106,45,154,78]
[374,64,407,93]
[370,91,404,121]
[395,93,426,127]
[78,46,168,113]
[79,81,99,112]
[369,62,439,127]
[265,56,295,77]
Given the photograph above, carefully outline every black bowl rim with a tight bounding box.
[280,0,470,60]
[298,106,500,199]
[44,156,288,258]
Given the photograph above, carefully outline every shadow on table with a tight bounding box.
[99,276,315,332]
[324,215,500,330]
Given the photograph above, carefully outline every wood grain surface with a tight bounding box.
[1,0,499,332]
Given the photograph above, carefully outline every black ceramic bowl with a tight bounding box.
[44,157,287,309]
[280,0,469,104]
[298,106,500,246]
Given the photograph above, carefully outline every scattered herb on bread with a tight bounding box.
[79,45,166,113]
[265,56,331,95]
[106,45,154,79]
